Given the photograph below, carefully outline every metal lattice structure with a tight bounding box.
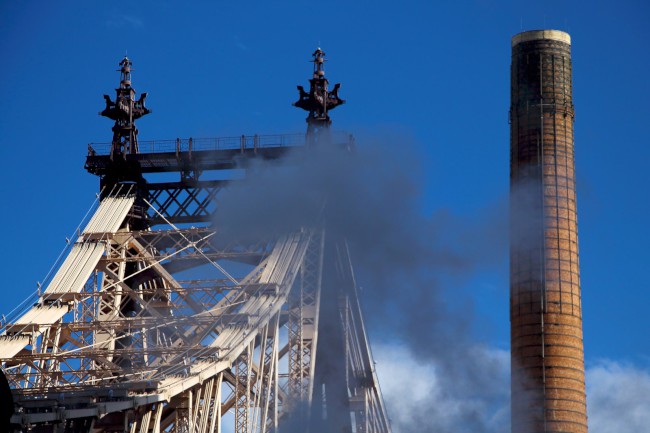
[0,54,391,433]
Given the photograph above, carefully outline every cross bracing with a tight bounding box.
[0,51,389,432]
[1,184,391,433]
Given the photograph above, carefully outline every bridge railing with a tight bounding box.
[88,132,352,156]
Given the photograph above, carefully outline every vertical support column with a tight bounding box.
[235,342,253,433]
[310,237,352,433]
[261,315,280,433]
[152,403,163,433]
[78,274,98,378]
[208,373,223,433]
[510,30,587,433]
[94,236,128,364]
[288,229,324,407]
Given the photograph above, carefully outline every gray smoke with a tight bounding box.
[214,138,510,432]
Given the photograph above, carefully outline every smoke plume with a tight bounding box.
[214,137,510,432]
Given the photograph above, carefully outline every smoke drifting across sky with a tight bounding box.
[213,137,650,432]
[375,343,650,433]
[214,137,511,432]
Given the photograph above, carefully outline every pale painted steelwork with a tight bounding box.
[1,53,390,433]
[1,197,389,432]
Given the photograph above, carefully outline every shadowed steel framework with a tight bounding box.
[510,30,588,433]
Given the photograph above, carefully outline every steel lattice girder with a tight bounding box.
[146,181,223,225]
[2,195,391,433]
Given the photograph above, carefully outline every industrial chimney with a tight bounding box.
[509,30,587,433]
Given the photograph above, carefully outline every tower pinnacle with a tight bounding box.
[293,48,345,144]
[100,56,151,158]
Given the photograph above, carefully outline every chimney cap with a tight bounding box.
[512,30,571,47]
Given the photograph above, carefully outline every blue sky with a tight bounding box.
[1,1,649,430]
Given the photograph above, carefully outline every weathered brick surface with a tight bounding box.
[510,31,588,433]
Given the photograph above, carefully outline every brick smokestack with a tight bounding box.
[509,30,587,433]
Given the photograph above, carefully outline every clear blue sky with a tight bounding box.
[1,0,649,429]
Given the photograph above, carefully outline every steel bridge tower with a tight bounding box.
[0,54,391,433]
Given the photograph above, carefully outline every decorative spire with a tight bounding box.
[119,56,132,88]
[100,56,151,158]
[293,48,345,144]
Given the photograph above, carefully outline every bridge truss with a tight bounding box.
[0,53,391,433]
[1,135,390,433]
